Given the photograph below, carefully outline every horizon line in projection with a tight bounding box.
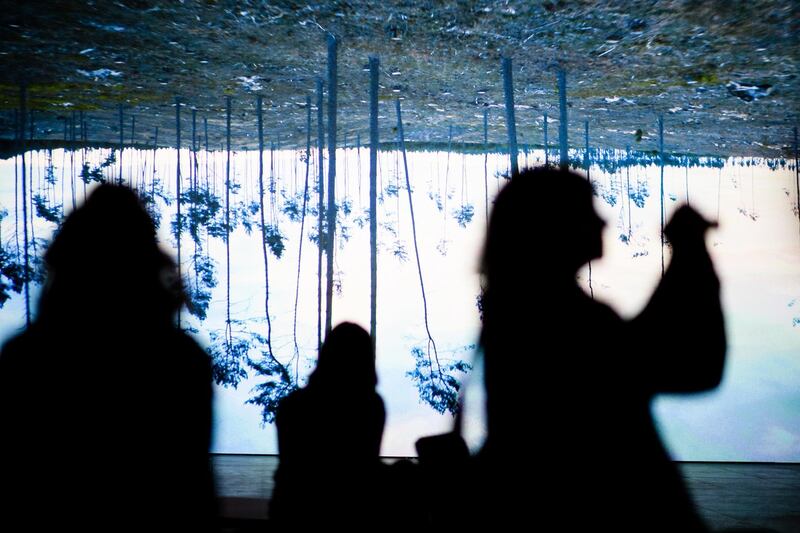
[0,142,798,461]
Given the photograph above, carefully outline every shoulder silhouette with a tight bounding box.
[270,322,385,527]
[0,184,216,531]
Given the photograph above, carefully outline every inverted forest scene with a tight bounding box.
[0,1,798,460]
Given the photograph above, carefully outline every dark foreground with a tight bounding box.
[212,455,800,532]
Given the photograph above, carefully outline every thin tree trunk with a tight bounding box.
[69,112,76,210]
[502,57,518,176]
[19,85,30,326]
[395,98,442,382]
[257,95,275,361]
[81,120,87,201]
[626,146,632,241]
[316,78,325,351]
[192,108,198,291]
[192,109,197,193]
[325,34,338,336]
[29,143,35,257]
[118,104,124,185]
[369,56,379,354]
[176,97,182,328]
[293,95,312,380]
[659,115,665,276]
[152,126,158,200]
[443,124,452,242]
[130,114,135,186]
[483,109,489,229]
[225,97,232,351]
[543,112,549,166]
[14,153,20,261]
[558,70,569,168]
[685,158,690,206]
[585,119,593,299]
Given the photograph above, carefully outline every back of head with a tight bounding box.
[310,322,377,392]
[38,184,182,329]
[482,166,600,289]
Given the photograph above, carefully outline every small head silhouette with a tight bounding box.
[309,322,377,392]
[664,203,717,250]
[39,184,182,328]
[482,166,604,286]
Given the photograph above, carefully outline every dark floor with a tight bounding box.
[683,462,800,532]
[212,455,800,531]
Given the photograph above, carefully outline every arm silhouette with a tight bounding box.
[630,205,726,393]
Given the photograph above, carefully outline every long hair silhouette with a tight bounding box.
[0,184,215,531]
[38,184,183,329]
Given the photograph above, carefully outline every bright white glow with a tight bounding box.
[0,147,797,460]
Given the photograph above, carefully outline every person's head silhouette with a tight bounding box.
[482,167,605,288]
[309,322,377,393]
[38,184,182,329]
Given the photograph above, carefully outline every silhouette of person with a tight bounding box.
[0,184,216,531]
[270,322,385,527]
[473,166,725,531]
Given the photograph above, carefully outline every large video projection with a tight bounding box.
[0,146,798,461]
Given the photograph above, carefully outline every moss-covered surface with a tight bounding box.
[0,0,797,158]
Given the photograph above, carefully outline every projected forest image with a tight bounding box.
[1,137,798,459]
[0,1,798,460]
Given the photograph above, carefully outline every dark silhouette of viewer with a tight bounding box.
[270,322,385,527]
[473,166,725,531]
[0,184,216,531]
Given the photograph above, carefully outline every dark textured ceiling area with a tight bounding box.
[0,0,798,157]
